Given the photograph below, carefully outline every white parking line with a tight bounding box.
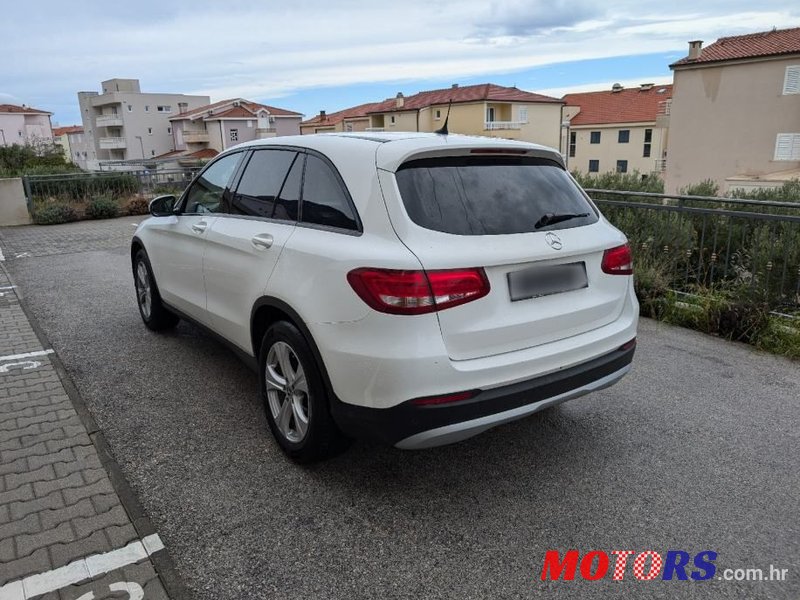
[0,349,54,362]
[0,534,164,599]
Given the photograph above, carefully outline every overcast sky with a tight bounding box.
[2,1,799,125]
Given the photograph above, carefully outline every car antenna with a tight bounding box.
[434,99,452,135]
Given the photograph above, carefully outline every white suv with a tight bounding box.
[132,132,638,462]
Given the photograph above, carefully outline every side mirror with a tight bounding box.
[149,195,176,217]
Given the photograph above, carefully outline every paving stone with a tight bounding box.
[32,472,83,498]
[28,447,75,470]
[5,463,56,492]
[9,489,64,521]
[72,506,129,539]
[16,521,73,556]
[0,536,14,562]
[46,434,91,454]
[62,478,115,505]
[90,494,119,515]
[40,497,95,531]
[49,529,110,569]
[53,453,102,479]
[104,523,139,549]
[0,482,34,505]
[0,512,41,539]
[0,547,51,587]
[0,456,28,477]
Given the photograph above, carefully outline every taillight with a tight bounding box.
[601,244,633,275]
[347,267,490,315]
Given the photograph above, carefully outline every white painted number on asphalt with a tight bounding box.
[76,581,144,600]
[0,360,41,373]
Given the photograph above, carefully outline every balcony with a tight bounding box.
[485,121,525,130]
[183,131,210,143]
[655,99,672,128]
[99,137,127,149]
[365,127,385,132]
[96,115,124,127]
[256,128,277,139]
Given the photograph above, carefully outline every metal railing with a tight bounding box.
[485,121,526,130]
[23,169,200,217]
[585,188,800,312]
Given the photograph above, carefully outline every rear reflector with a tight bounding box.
[601,244,634,275]
[347,267,490,315]
[619,338,637,351]
[411,390,477,406]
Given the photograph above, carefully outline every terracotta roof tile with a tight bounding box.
[563,85,673,126]
[185,148,218,159]
[173,98,301,121]
[671,26,800,67]
[52,125,83,136]
[368,83,562,113]
[300,101,388,126]
[0,103,51,115]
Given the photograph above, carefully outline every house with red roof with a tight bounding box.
[52,126,91,169]
[169,98,303,155]
[666,27,800,194]
[561,83,672,177]
[0,104,53,148]
[301,83,564,148]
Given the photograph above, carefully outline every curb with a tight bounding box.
[0,260,191,600]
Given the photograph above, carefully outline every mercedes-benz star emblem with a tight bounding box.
[544,232,563,250]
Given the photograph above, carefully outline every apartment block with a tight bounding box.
[666,27,800,194]
[301,83,564,148]
[0,104,53,147]
[77,78,209,169]
[561,83,672,176]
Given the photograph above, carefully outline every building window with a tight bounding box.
[127,104,133,112]
[147,127,152,135]
[435,109,441,120]
[783,66,800,94]
[588,160,599,173]
[518,106,529,123]
[167,127,171,134]
[345,123,353,132]
[590,131,601,144]
[247,120,253,128]
[486,107,496,122]
[157,105,172,113]
[618,129,630,143]
[616,160,628,173]
[151,150,155,156]
[390,115,396,125]
[569,131,576,158]
[643,128,652,157]
[145,105,149,112]
[230,128,239,142]
[774,133,800,160]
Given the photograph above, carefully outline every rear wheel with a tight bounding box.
[134,249,179,331]
[259,321,348,462]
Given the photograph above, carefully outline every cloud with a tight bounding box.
[537,76,674,98]
[476,1,605,36]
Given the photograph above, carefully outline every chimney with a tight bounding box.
[611,83,623,93]
[319,110,327,120]
[396,92,404,109]
[639,83,654,91]
[451,84,459,89]
[688,40,703,60]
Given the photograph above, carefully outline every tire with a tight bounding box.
[133,249,179,331]
[259,321,349,463]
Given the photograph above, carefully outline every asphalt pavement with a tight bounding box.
[1,217,798,600]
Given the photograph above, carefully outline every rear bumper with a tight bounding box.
[330,341,635,448]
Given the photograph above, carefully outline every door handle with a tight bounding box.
[251,233,274,250]
[191,221,208,234]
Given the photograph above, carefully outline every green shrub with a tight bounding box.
[32,204,78,225]
[0,142,80,177]
[85,196,119,220]
[756,316,800,359]
[679,179,719,197]
[28,173,138,202]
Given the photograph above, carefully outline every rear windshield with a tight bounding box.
[395,156,598,235]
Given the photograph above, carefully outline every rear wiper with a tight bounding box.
[534,212,590,229]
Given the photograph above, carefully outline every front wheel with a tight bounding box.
[259,321,349,462]
[134,249,179,331]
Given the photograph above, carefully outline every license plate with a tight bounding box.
[507,262,588,301]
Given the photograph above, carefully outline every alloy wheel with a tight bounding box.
[265,341,310,443]
[136,261,152,319]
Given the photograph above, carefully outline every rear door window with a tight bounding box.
[231,149,297,219]
[394,156,598,235]
[300,155,359,231]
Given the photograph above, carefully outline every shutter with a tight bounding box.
[518,106,529,123]
[774,133,800,160]
[783,66,800,94]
